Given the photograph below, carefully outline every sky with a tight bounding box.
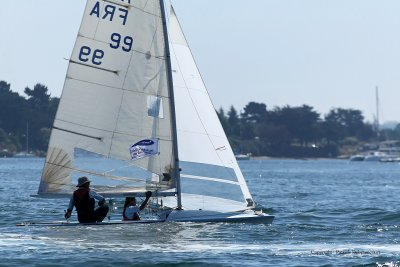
[2,0,400,123]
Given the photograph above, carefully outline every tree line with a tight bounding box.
[0,81,58,156]
[218,102,400,158]
[1,79,400,158]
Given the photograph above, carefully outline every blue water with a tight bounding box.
[1,158,400,267]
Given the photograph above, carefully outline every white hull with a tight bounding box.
[164,210,274,223]
[17,211,274,226]
[235,154,251,160]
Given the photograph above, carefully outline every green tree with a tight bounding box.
[241,102,268,124]
[24,83,51,111]
[24,83,56,152]
[227,106,240,137]
[271,105,320,146]
[0,81,27,136]
[324,108,373,141]
[217,107,229,134]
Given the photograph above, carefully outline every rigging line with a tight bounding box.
[45,161,147,183]
[168,0,173,10]
[99,0,162,18]
[53,126,102,141]
[69,60,119,75]
[55,118,172,142]
[168,10,238,182]
[64,76,170,100]
[103,0,130,8]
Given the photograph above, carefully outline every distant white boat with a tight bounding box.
[349,151,392,162]
[349,154,365,161]
[14,122,35,158]
[13,152,35,158]
[364,151,389,161]
[380,157,400,163]
[235,154,251,160]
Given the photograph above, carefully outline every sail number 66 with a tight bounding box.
[77,33,133,66]
[79,46,104,65]
[110,33,133,52]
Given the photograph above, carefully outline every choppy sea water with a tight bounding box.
[1,158,400,267]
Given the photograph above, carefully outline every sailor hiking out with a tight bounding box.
[64,176,109,223]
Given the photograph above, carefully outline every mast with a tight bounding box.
[26,121,29,156]
[375,86,380,141]
[159,0,182,210]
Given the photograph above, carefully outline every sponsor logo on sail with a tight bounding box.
[130,139,159,160]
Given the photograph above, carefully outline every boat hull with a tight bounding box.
[16,211,274,226]
[164,210,274,223]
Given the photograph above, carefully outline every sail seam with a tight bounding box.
[176,129,227,139]
[55,118,173,141]
[64,76,170,98]
[99,0,162,18]
[103,0,130,8]
[181,174,240,186]
[44,161,146,183]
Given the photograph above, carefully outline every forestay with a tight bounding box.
[38,0,177,197]
[167,7,255,212]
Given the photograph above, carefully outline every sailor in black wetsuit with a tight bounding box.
[64,176,109,223]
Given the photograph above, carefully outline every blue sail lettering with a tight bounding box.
[103,6,128,25]
[89,2,128,25]
[119,8,128,25]
[103,5,116,21]
[89,1,101,18]
[79,46,104,65]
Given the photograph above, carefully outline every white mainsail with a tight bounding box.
[39,0,176,196]
[168,7,254,212]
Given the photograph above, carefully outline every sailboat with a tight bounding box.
[349,87,389,162]
[34,0,274,224]
[14,122,35,158]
